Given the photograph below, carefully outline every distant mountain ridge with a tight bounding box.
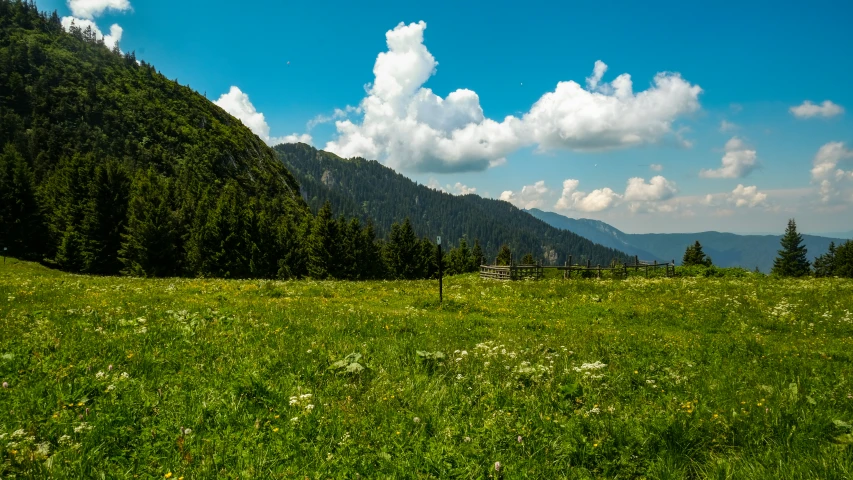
[275,143,632,266]
[526,208,846,272]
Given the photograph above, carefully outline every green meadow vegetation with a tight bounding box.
[2,259,853,478]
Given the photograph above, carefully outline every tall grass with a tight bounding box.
[1,259,852,478]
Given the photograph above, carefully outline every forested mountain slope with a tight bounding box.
[275,143,631,266]
[0,0,308,277]
[527,208,845,272]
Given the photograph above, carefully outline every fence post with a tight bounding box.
[635,255,639,271]
[597,264,601,279]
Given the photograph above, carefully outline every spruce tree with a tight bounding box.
[385,218,420,279]
[496,244,512,265]
[80,159,130,274]
[682,240,712,267]
[40,153,95,268]
[307,201,336,279]
[418,237,437,279]
[771,219,810,277]
[521,253,535,265]
[813,242,836,277]
[0,145,43,260]
[356,219,384,279]
[470,239,484,271]
[208,182,254,278]
[118,169,179,277]
[834,240,853,278]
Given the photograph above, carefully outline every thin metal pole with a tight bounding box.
[436,243,443,303]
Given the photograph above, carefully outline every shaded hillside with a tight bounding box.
[526,209,658,260]
[528,208,846,272]
[0,0,307,277]
[275,143,631,266]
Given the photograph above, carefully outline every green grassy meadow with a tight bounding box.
[1,259,853,479]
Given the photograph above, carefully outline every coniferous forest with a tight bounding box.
[0,0,630,280]
[2,0,606,279]
[276,143,631,267]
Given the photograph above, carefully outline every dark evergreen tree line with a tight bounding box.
[814,240,853,278]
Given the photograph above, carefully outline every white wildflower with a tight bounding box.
[36,442,50,456]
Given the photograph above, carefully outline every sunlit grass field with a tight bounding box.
[1,259,853,479]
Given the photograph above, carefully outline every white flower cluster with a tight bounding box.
[289,392,315,411]
[573,361,607,372]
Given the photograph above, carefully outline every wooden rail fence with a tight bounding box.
[479,256,675,281]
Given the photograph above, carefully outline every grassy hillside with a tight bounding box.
[275,143,631,266]
[0,0,307,277]
[528,208,846,272]
[2,259,852,477]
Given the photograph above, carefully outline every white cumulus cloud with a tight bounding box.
[729,184,768,207]
[790,100,844,119]
[68,0,131,20]
[704,184,768,209]
[554,179,621,212]
[61,17,123,50]
[522,62,702,152]
[624,175,678,202]
[214,86,312,147]
[810,141,853,203]
[324,21,702,173]
[623,176,679,213]
[700,137,758,179]
[500,180,549,209]
[450,182,477,195]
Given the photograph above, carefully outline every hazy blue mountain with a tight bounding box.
[527,208,846,272]
[815,230,853,240]
[525,209,659,260]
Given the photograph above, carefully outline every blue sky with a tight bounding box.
[48,0,853,234]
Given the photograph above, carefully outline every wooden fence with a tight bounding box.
[479,264,544,281]
[479,256,674,281]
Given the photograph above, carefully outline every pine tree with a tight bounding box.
[418,237,437,279]
[496,244,512,265]
[385,218,420,279]
[813,242,836,277]
[682,240,712,267]
[0,145,43,260]
[771,219,810,277]
[470,239,484,271]
[357,219,384,279]
[834,240,853,278]
[209,182,254,278]
[307,201,336,279]
[447,237,473,275]
[80,159,130,274]
[41,153,95,270]
[118,169,179,277]
[521,253,535,265]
